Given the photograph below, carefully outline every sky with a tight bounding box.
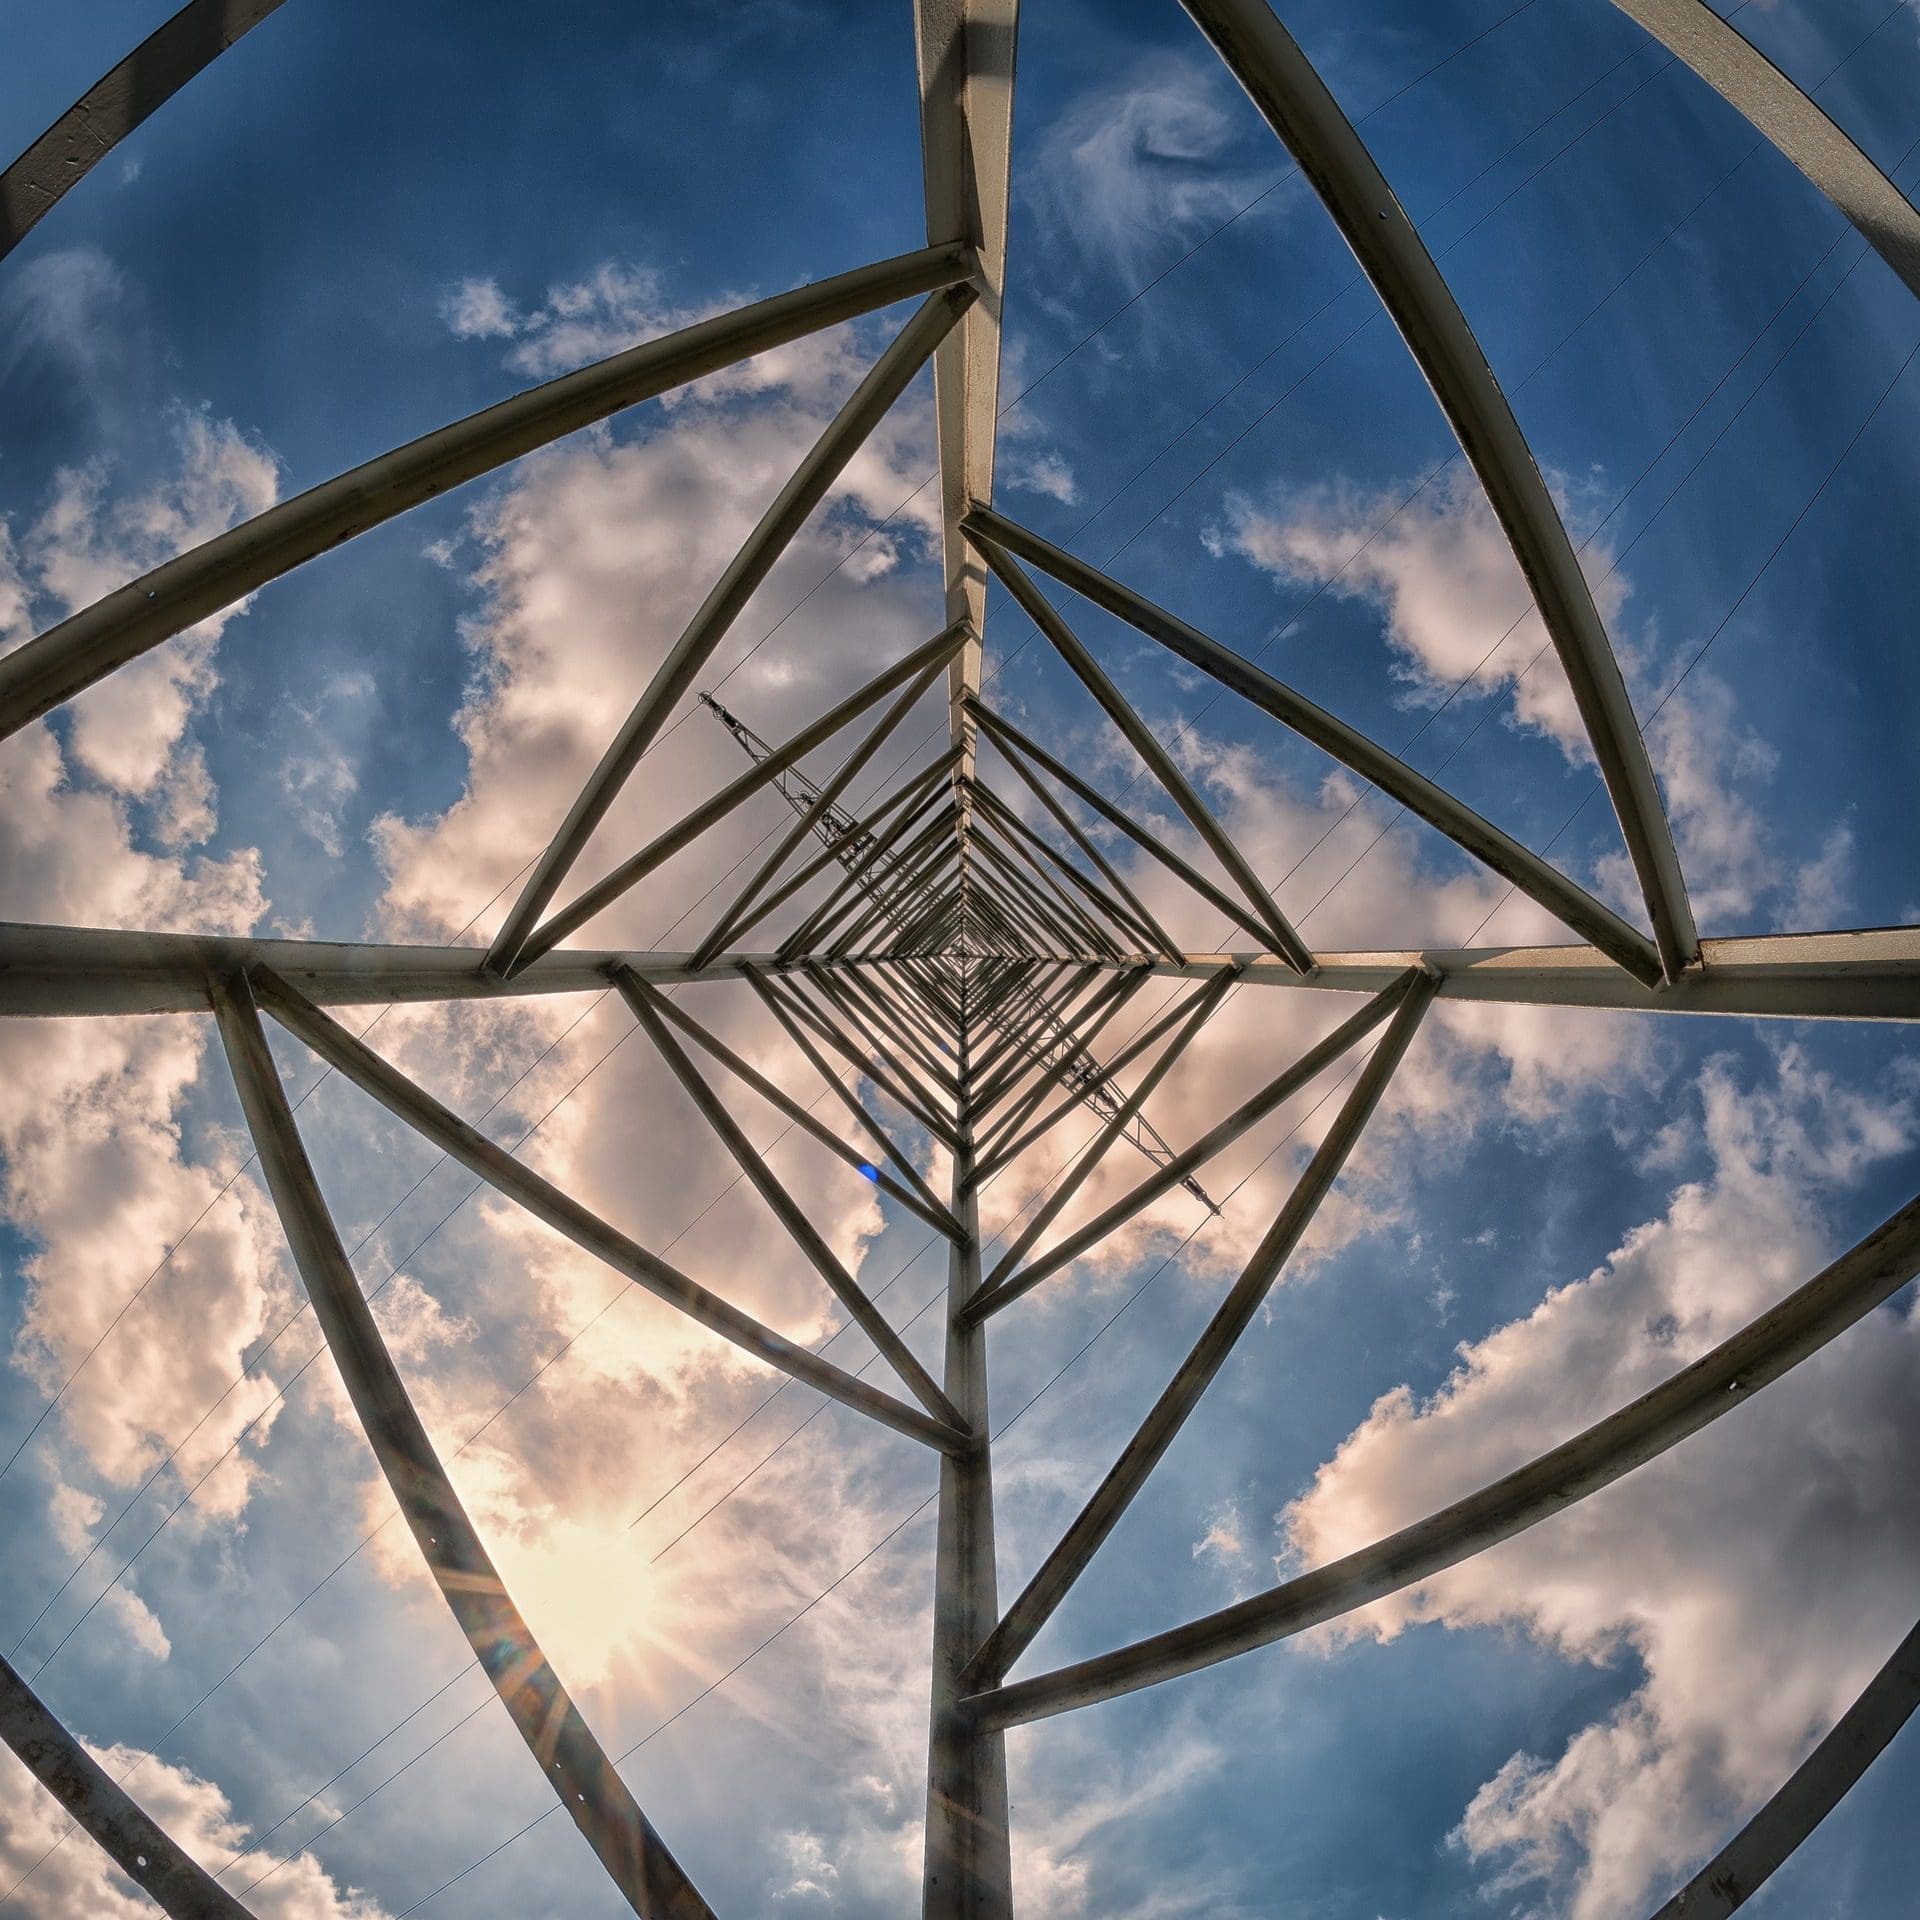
[1,1,1918,1916]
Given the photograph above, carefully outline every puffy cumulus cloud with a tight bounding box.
[0,1739,390,1919]
[1026,56,1279,281]
[1281,1043,1918,1918]
[1208,467,1858,938]
[1204,465,1601,754]
[1,680,280,1510]
[7,407,279,800]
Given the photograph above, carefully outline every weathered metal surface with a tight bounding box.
[1,0,286,261]
[0,1649,256,1918]
[1609,0,1920,302]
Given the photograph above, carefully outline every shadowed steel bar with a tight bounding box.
[966,505,1664,984]
[0,246,976,747]
[1180,0,1698,982]
[914,0,1018,791]
[4,923,1917,1021]
[973,533,1317,972]
[979,723,1183,959]
[252,971,966,1453]
[214,978,716,1919]
[963,972,1435,1688]
[619,969,967,1430]
[751,965,959,1150]
[920,1012,1013,1919]
[1,0,286,262]
[969,776,1173,960]
[982,969,1237,1288]
[1647,1613,1920,1918]
[967,1188,1920,1729]
[0,1650,255,1919]
[1608,0,1920,302]
[691,670,954,969]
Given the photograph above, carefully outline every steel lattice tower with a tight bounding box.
[2,2,1919,1916]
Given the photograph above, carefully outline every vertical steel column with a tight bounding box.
[923,988,1014,1918]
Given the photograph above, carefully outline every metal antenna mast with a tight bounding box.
[2,3,1918,1917]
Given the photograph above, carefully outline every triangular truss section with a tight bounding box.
[4,3,1919,1918]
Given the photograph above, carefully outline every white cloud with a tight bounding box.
[436,274,520,340]
[1027,57,1276,279]
[6,407,279,798]
[1205,465,1596,754]
[0,1739,390,1919]
[1283,1044,1918,1918]
[1210,466,1857,937]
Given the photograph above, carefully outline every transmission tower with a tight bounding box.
[1,3,1917,1918]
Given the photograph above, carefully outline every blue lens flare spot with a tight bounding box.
[858,1163,880,1182]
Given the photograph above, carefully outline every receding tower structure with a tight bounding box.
[2,2,1918,1915]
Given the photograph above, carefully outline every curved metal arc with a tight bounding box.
[212,978,715,1919]
[1608,0,1920,303]
[965,1186,1920,1729]
[1179,0,1698,983]
[0,242,976,748]
[0,1649,257,1918]
[1,0,287,263]
[1648,1611,1920,1917]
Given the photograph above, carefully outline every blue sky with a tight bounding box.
[1,2,1918,1916]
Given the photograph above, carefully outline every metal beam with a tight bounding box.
[1,0,286,263]
[515,623,967,966]
[251,970,966,1453]
[0,1650,255,1919]
[970,703,1291,951]
[1180,0,1698,982]
[0,246,977,746]
[742,964,959,1212]
[488,282,975,973]
[5,923,1917,1021]
[966,505,1666,984]
[981,967,1237,1289]
[630,976,963,1240]
[1648,1612,1920,1918]
[214,977,716,1919]
[974,534,1317,972]
[962,972,1434,1688]
[1607,0,1920,303]
[966,1186,1920,1728]
[691,673,952,970]
[964,973,1416,1323]
[920,1017,1013,1920]
[914,0,1019,787]
[619,970,966,1430]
